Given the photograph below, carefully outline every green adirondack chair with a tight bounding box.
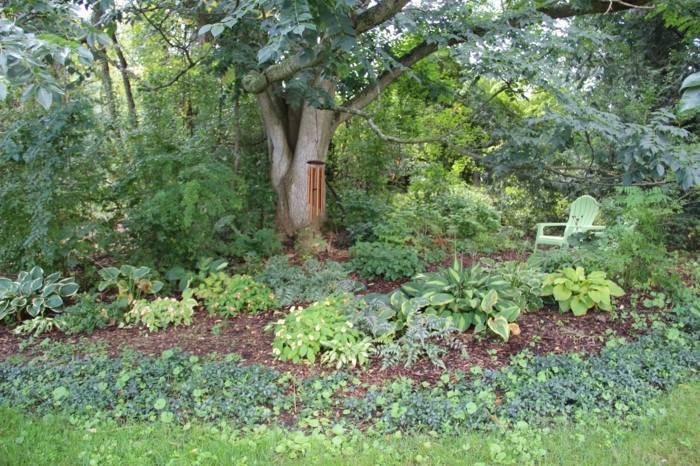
[533,195,605,252]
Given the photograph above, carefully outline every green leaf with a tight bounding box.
[570,296,588,316]
[211,24,225,37]
[607,281,625,297]
[160,411,174,423]
[45,295,63,309]
[52,386,69,401]
[480,289,498,313]
[680,88,700,114]
[496,306,520,323]
[680,72,700,91]
[154,398,167,410]
[59,283,79,296]
[36,87,52,110]
[429,293,455,306]
[487,316,510,341]
[552,284,572,301]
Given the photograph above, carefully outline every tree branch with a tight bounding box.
[335,106,444,144]
[353,0,410,34]
[243,0,652,96]
[339,0,652,122]
[539,0,652,18]
[337,39,445,124]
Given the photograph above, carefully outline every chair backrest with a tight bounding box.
[564,195,600,237]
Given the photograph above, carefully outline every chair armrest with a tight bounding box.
[535,223,567,236]
[581,225,605,231]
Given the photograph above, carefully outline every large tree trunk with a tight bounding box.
[258,81,337,236]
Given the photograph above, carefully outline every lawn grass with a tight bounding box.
[1,382,698,466]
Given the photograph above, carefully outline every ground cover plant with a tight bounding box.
[0,0,699,463]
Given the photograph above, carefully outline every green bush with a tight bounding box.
[58,294,112,335]
[0,266,79,323]
[195,273,276,316]
[125,292,198,332]
[119,149,248,269]
[266,295,373,368]
[542,267,625,316]
[0,100,107,272]
[257,256,362,306]
[0,298,697,431]
[165,257,229,293]
[349,242,421,281]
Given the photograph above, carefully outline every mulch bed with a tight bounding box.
[0,249,666,388]
[0,297,662,388]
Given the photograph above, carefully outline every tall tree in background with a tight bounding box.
[4,0,693,237]
[192,0,653,235]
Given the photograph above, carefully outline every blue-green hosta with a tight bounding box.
[392,260,522,341]
[541,267,625,316]
[0,266,79,322]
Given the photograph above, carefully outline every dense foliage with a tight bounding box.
[195,273,276,316]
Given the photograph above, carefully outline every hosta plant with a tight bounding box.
[98,265,163,309]
[482,259,545,311]
[125,291,197,332]
[542,267,625,316]
[195,273,276,316]
[0,266,79,322]
[393,259,522,341]
[266,295,373,368]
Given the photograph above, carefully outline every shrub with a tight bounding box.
[230,228,282,259]
[97,265,163,310]
[165,257,228,292]
[119,149,248,269]
[125,292,197,332]
[257,256,362,306]
[349,242,421,281]
[266,295,373,368]
[0,266,79,323]
[58,294,112,335]
[395,260,522,341]
[541,267,625,316]
[195,273,276,316]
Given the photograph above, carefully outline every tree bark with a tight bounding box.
[258,80,337,236]
[111,29,138,128]
[98,56,118,123]
[90,8,118,125]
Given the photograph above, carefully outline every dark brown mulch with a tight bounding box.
[0,248,667,388]
[0,292,662,388]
